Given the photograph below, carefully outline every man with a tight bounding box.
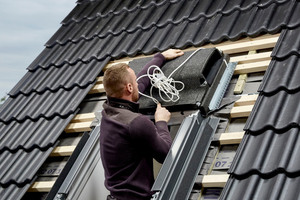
[100,49,184,200]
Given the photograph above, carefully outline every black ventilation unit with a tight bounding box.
[130,48,229,115]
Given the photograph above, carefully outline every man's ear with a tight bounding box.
[125,83,133,94]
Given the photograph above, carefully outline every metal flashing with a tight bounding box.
[151,112,219,200]
[52,125,101,200]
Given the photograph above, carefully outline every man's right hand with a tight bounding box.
[155,103,171,123]
[161,49,184,60]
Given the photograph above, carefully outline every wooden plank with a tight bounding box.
[202,174,229,188]
[27,181,55,192]
[230,51,271,64]
[234,60,270,75]
[214,36,278,54]
[96,76,104,83]
[104,60,131,71]
[64,121,92,133]
[88,83,105,94]
[234,74,247,94]
[71,113,95,123]
[219,132,245,145]
[103,34,278,71]
[50,146,76,157]
[234,50,256,94]
[235,95,258,106]
[230,105,254,118]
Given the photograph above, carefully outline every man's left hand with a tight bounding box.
[162,49,184,60]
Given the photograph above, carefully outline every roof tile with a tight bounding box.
[221,174,300,200]
[0,115,74,152]
[0,147,54,186]
[259,55,300,94]
[244,90,300,132]
[272,26,300,59]
[229,128,300,176]
[9,59,107,97]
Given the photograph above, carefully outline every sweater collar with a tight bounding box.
[107,96,139,113]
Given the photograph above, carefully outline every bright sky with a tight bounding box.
[0,0,76,99]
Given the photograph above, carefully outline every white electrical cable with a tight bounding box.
[136,48,203,104]
[136,48,227,104]
[137,65,184,104]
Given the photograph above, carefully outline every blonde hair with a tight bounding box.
[103,63,132,98]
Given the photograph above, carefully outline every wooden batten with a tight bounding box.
[103,33,278,71]
[234,74,248,95]
[213,36,278,54]
[219,132,245,145]
[235,95,258,106]
[202,174,230,188]
[230,105,254,118]
[50,146,76,157]
[71,113,95,123]
[88,84,105,94]
[64,121,92,133]
[27,181,55,192]
[230,51,272,64]
[96,76,104,83]
[234,60,270,75]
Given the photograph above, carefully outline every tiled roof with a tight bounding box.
[29,0,300,69]
[0,115,74,152]
[1,0,300,199]
[220,26,300,199]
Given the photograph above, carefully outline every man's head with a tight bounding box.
[103,63,139,102]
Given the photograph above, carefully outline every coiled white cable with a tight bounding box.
[137,65,184,104]
[136,48,203,104]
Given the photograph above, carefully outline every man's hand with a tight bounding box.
[162,49,184,60]
[155,103,171,123]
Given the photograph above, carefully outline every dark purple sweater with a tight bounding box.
[100,53,172,200]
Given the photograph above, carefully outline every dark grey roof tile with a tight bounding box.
[245,90,300,132]
[46,0,297,48]
[0,183,32,200]
[28,36,111,71]
[0,147,54,186]
[29,1,299,71]
[0,85,93,123]
[288,1,300,28]
[259,56,300,94]
[9,59,108,97]
[272,26,300,59]
[61,0,166,25]
[221,174,300,200]
[0,115,74,152]
[228,128,300,176]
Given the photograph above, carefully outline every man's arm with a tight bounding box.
[129,115,172,163]
[137,49,184,93]
[129,103,172,163]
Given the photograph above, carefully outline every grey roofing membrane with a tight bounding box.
[1,0,300,199]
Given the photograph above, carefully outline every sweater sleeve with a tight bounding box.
[137,53,166,94]
[129,115,172,163]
